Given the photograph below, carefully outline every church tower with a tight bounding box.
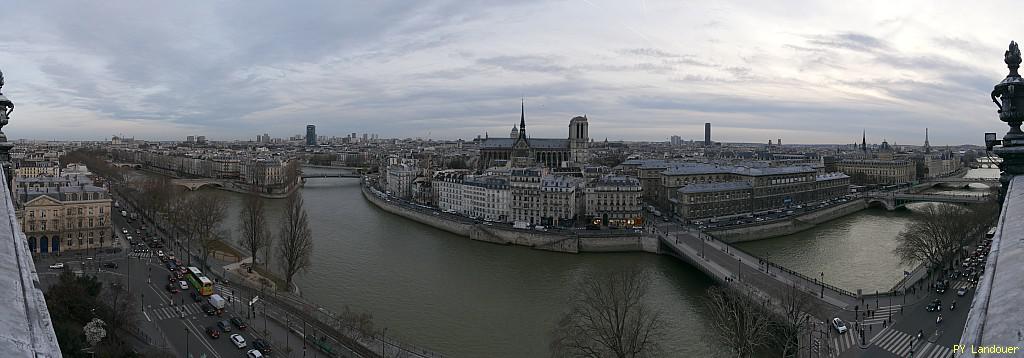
[569,115,589,164]
[861,130,867,153]
[510,125,519,139]
[511,100,534,167]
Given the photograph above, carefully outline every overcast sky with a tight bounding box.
[0,1,1017,145]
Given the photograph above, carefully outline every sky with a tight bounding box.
[0,1,1017,145]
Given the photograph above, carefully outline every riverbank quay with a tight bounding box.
[362,184,660,254]
[707,199,868,243]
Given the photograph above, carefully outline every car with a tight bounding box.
[205,326,220,339]
[178,280,189,290]
[191,291,202,302]
[957,287,968,296]
[831,318,847,334]
[230,317,248,330]
[229,334,246,349]
[201,303,217,316]
[49,263,65,269]
[246,349,264,358]
[252,338,273,353]
[217,320,234,333]
[121,228,128,234]
[165,283,179,294]
[102,262,118,269]
[926,299,943,312]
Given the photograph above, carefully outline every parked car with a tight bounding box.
[230,317,248,330]
[831,318,847,334]
[205,326,220,339]
[217,320,233,333]
[49,263,65,269]
[230,334,246,349]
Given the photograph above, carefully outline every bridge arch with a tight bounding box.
[866,198,895,211]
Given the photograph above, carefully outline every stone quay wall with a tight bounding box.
[708,199,868,243]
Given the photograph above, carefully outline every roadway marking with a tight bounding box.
[143,311,152,322]
[180,316,222,358]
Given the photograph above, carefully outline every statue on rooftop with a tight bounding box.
[0,68,13,140]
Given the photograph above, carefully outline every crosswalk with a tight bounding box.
[862,304,902,326]
[147,302,205,321]
[830,329,858,356]
[128,251,154,258]
[950,280,972,291]
[870,327,953,358]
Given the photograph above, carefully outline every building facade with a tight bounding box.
[837,159,916,185]
[510,167,543,225]
[16,174,112,254]
[584,175,643,227]
[477,103,589,169]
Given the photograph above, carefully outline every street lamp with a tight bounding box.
[184,327,189,358]
[820,272,825,298]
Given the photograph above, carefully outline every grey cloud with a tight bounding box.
[477,55,571,73]
[806,32,889,53]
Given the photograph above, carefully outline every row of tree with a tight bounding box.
[238,188,314,290]
[894,199,1000,270]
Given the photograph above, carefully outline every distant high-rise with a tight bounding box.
[196,136,206,144]
[186,135,195,143]
[261,133,270,143]
[306,125,317,146]
[670,135,681,146]
[704,123,711,147]
[777,139,781,146]
[363,133,368,142]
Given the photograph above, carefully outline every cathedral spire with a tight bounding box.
[519,98,526,138]
[861,129,867,152]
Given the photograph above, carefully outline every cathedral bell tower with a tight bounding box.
[569,115,589,164]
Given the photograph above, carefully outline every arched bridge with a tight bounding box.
[171,178,225,191]
[865,192,991,210]
[111,162,142,169]
[920,177,1000,188]
[300,173,361,179]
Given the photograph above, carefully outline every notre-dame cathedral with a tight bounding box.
[477,102,589,169]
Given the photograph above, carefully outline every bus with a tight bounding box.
[185,266,215,296]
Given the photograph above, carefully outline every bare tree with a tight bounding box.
[894,203,974,269]
[278,190,313,291]
[100,280,137,342]
[768,283,821,358]
[188,193,227,271]
[549,268,665,358]
[239,191,270,273]
[704,285,773,358]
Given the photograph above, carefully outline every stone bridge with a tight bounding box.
[919,176,1000,189]
[111,162,142,169]
[171,178,226,191]
[865,192,991,210]
[653,222,859,316]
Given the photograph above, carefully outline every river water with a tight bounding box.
[147,167,997,357]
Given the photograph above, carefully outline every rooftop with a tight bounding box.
[0,166,61,356]
[958,175,1024,355]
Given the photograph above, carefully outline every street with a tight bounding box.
[33,193,346,358]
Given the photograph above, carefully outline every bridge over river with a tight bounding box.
[865,192,991,210]
[652,221,861,314]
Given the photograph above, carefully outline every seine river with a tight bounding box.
[177,167,996,357]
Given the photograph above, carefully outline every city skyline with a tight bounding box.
[0,1,1015,144]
